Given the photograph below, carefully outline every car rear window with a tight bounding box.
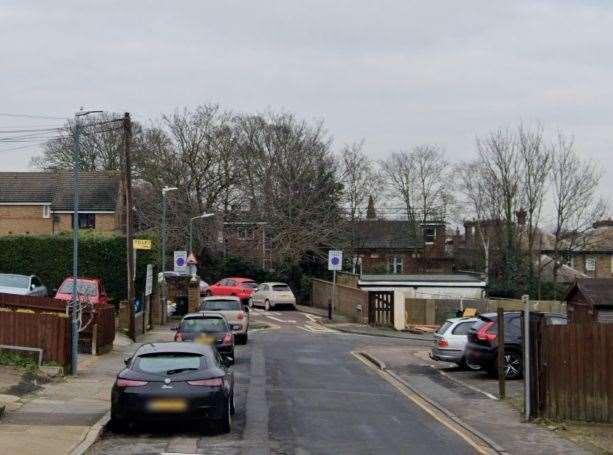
[180,317,228,333]
[202,300,241,311]
[272,285,291,292]
[241,281,258,289]
[59,279,97,296]
[452,321,475,335]
[0,274,29,288]
[134,353,205,374]
[436,321,453,334]
[471,316,495,332]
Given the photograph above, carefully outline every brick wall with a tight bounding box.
[0,205,53,235]
[311,278,369,323]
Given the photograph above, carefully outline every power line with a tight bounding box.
[0,112,67,120]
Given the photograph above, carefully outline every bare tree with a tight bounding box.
[477,130,522,288]
[517,124,551,288]
[381,145,450,238]
[549,134,607,297]
[339,141,380,271]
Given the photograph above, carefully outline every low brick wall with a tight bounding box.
[311,278,369,323]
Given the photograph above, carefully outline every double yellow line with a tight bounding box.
[351,351,503,455]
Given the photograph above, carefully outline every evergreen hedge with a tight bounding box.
[0,233,158,301]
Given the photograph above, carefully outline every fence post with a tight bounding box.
[497,306,505,399]
[91,323,98,356]
[523,294,531,421]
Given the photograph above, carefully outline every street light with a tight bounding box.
[189,213,214,254]
[71,109,103,376]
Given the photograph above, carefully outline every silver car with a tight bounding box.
[199,296,249,345]
[0,273,48,296]
[431,317,480,370]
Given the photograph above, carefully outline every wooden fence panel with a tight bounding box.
[539,323,613,423]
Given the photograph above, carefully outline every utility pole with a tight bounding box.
[70,120,81,376]
[123,112,135,341]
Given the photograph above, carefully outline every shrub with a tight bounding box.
[0,232,158,301]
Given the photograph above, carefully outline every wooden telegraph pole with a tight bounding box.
[497,306,506,399]
[123,112,136,341]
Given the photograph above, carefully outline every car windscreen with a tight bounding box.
[180,317,228,333]
[0,275,29,288]
[59,279,97,296]
[272,285,291,292]
[134,353,206,374]
[240,281,258,289]
[202,300,242,311]
[436,321,453,334]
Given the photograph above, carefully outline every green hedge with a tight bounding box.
[0,233,158,301]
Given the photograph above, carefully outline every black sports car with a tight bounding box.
[111,342,235,432]
[174,312,235,363]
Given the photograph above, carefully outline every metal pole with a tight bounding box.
[161,191,167,312]
[331,269,336,320]
[70,121,81,376]
[523,294,531,420]
[497,306,505,399]
[124,113,136,341]
[189,218,193,253]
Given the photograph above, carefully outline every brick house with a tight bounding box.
[351,198,451,274]
[0,172,122,235]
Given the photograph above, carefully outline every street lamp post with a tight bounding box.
[71,109,102,376]
[189,213,214,254]
[160,187,177,318]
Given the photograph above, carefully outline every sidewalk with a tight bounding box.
[0,325,173,455]
[296,304,434,343]
[360,345,592,455]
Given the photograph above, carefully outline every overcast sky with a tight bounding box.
[1,1,612,201]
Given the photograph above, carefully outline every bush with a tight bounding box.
[0,232,158,301]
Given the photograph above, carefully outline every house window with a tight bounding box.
[423,226,436,244]
[585,257,596,272]
[42,205,50,218]
[388,256,403,274]
[71,213,96,229]
[237,226,254,240]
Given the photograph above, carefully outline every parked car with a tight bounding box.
[54,277,109,305]
[431,317,480,370]
[249,282,296,311]
[111,342,234,433]
[0,273,47,296]
[173,312,235,364]
[465,312,567,379]
[199,296,249,345]
[206,277,258,303]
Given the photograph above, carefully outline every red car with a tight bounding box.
[54,277,109,305]
[206,277,258,302]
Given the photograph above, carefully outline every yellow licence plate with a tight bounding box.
[148,399,188,412]
[196,335,216,345]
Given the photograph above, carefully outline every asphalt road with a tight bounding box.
[90,309,477,455]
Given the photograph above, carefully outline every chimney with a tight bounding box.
[366,195,377,220]
[516,208,527,226]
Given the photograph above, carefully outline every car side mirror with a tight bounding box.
[31,284,36,290]
[170,326,179,331]
[221,355,234,367]
[123,354,133,367]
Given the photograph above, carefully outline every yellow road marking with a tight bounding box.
[351,352,496,455]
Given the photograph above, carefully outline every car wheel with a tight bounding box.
[265,300,270,311]
[242,333,248,344]
[504,350,522,380]
[460,357,481,371]
[230,392,236,416]
[109,412,125,433]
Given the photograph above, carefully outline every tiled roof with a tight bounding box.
[0,171,120,212]
[354,219,421,250]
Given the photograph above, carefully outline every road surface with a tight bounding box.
[90,309,477,455]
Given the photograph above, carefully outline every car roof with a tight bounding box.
[183,312,226,319]
[135,342,213,356]
[445,317,479,324]
[0,273,32,278]
[202,296,241,302]
[260,282,289,286]
[225,277,255,282]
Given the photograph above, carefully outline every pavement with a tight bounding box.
[0,326,174,455]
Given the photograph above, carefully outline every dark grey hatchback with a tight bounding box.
[111,342,235,433]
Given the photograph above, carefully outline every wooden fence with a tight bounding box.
[80,304,116,354]
[531,322,613,422]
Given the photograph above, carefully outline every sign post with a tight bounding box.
[328,250,343,320]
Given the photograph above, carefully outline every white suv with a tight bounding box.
[249,282,296,311]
